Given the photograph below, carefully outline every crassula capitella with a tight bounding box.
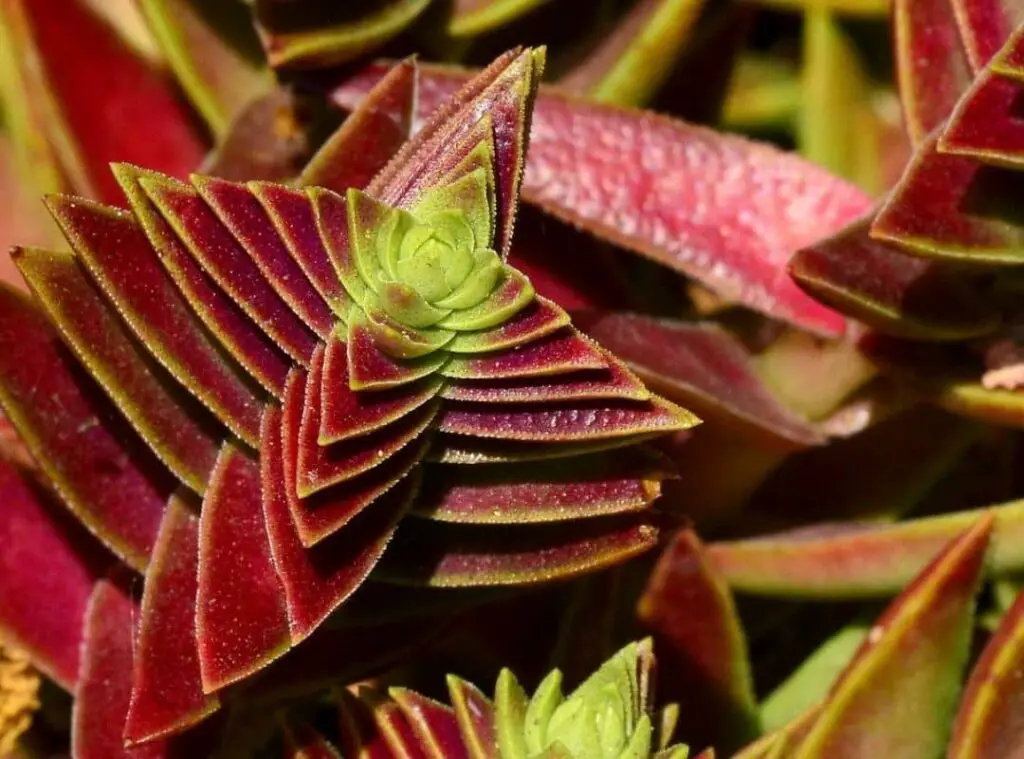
[0,47,698,747]
[281,639,689,759]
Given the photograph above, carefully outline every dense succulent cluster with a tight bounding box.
[12,2,1024,759]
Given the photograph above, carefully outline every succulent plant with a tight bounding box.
[12,2,1024,759]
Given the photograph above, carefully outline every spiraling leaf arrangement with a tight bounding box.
[0,48,697,746]
[282,639,688,759]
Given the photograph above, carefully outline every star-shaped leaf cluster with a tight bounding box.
[0,47,698,746]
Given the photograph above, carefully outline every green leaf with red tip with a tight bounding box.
[375,515,660,587]
[390,688,470,759]
[300,59,416,194]
[250,183,353,314]
[441,329,608,381]
[0,285,172,570]
[0,0,204,204]
[893,0,972,146]
[438,395,696,443]
[706,500,1024,598]
[253,0,432,70]
[44,192,263,446]
[948,582,1024,758]
[789,218,1001,341]
[447,676,496,759]
[576,313,823,450]
[140,175,318,364]
[637,529,759,754]
[127,495,218,745]
[337,690,396,759]
[116,165,291,397]
[197,443,290,693]
[194,177,335,339]
[14,247,220,494]
[293,349,438,497]
[334,63,867,336]
[445,298,569,354]
[951,0,1024,71]
[0,458,109,691]
[320,344,443,445]
[411,448,672,524]
[790,517,990,758]
[135,0,270,138]
[262,404,415,644]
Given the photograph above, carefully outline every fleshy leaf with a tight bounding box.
[45,192,263,446]
[950,0,1024,70]
[439,359,649,405]
[0,285,171,570]
[893,0,973,145]
[576,312,823,449]
[116,164,291,397]
[196,443,290,692]
[320,342,443,445]
[637,529,759,754]
[250,182,352,314]
[262,403,414,644]
[375,516,660,587]
[445,0,556,37]
[445,297,569,354]
[390,688,470,759]
[193,176,335,339]
[253,0,432,69]
[293,348,438,497]
[706,502,1024,598]
[411,448,672,524]
[282,721,342,759]
[441,329,607,380]
[447,676,497,759]
[14,247,220,494]
[0,458,107,691]
[140,174,318,363]
[789,218,1001,340]
[335,64,869,336]
[74,579,197,759]
[438,395,696,443]
[300,59,415,193]
[790,517,989,758]
[126,495,218,744]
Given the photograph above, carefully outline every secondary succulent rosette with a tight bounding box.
[281,639,688,759]
[0,47,697,748]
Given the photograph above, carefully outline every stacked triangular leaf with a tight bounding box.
[0,48,698,747]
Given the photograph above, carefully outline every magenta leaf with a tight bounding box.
[0,458,109,691]
[0,285,171,570]
[127,496,218,745]
[196,443,290,692]
[789,217,1000,340]
[894,0,973,145]
[951,0,1024,70]
[45,193,264,446]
